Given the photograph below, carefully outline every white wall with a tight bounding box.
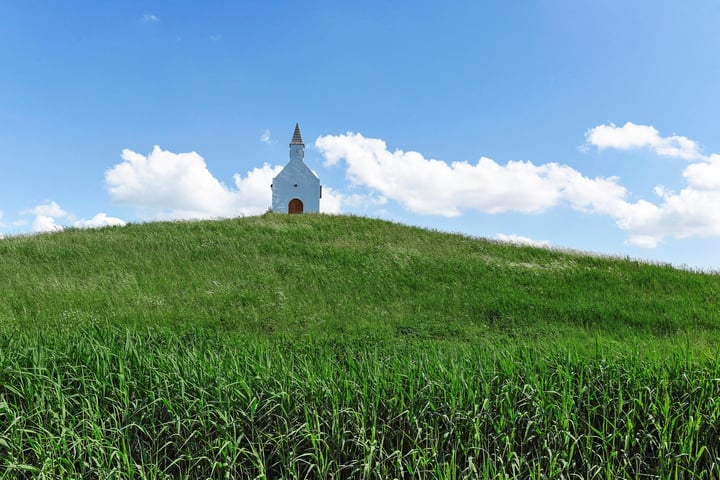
[271,157,320,213]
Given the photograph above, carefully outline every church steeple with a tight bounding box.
[290,122,304,145]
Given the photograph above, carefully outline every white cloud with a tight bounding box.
[19,201,126,234]
[319,186,343,214]
[582,123,720,247]
[343,193,388,210]
[584,122,702,160]
[318,187,386,215]
[209,34,221,41]
[683,154,720,190]
[317,127,720,249]
[106,145,282,219]
[617,187,720,247]
[142,14,159,23]
[26,201,67,218]
[21,202,67,233]
[315,132,627,217]
[624,235,660,248]
[231,164,284,215]
[74,213,127,229]
[260,129,272,145]
[496,234,551,248]
[32,215,63,233]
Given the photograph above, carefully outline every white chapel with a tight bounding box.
[271,123,321,214]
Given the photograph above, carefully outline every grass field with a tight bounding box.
[1,213,719,478]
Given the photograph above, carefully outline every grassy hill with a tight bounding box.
[1,214,719,478]
[2,213,718,343]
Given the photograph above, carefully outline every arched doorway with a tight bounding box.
[288,198,304,214]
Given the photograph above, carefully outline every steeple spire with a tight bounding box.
[290,122,304,145]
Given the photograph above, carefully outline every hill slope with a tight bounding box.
[1,213,717,343]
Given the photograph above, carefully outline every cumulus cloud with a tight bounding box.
[74,213,127,229]
[20,201,125,233]
[584,122,702,160]
[32,215,63,233]
[616,183,720,248]
[315,132,627,217]
[21,202,67,233]
[584,123,720,247]
[318,187,386,215]
[105,145,282,219]
[317,127,720,249]
[496,234,551,248]
[319,186,343,214]
[260,129,272,144]
[683,154,720,190]
[142,13,159,23]
[27,201,67,218]
[231,164,284,215]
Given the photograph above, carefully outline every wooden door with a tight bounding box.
[288,198,304,214]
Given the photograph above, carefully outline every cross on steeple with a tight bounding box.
[290,122,304,145]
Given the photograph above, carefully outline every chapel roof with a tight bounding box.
[290,123,304,145]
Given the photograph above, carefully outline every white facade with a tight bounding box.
[271,124,321,214]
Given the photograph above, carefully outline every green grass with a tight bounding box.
[1,213,719,478]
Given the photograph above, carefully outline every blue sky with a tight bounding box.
[2,1,720,270]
